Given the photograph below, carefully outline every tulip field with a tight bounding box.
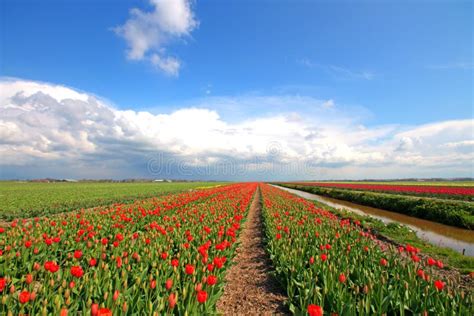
[291,182,474,200]
[261,184,473,315]
[0,182,472,315]
[0,181,225,220]
[0,183,256,315]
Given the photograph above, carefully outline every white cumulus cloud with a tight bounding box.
[0,78,473,180]
[150,54,181,76]
[114,0,198,76]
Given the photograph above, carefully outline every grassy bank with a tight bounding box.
[278,184,474,229]
[0,181,226,219]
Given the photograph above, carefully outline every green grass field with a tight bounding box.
[0,181,225,220]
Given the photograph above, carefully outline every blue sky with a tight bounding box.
[0,0,473,180]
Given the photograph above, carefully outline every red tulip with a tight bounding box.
[207,275,217,286]
[417,269,424,278]
[70,266,84,278]
[195,283,203,292]
[74,250,83,259]
[91,303,99,316]
[380,258,388,267]
[213,257,225,269]
[25,274,33,284]
[113,290,119,301]
[0,278,5,292]
[168,293,177,308]
[45,261,60,273]
[19,291,30,304]
[307,304,323,316]
[320,254,327,262]
[338,273,346,283]
[185,264,195,275]
[197,290,207,303]
[98,308,112,316]
[434,280,444,291]
[165,279,173,290]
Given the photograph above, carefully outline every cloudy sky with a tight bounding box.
[0,0,472,180]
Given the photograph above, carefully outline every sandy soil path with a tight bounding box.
[217,186,289,315]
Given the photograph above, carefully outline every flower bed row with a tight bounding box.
[0,183,257,315]
[261,184,472,315]
[0,182,220,220]
[278,184,474,229]
[290,182,474,201]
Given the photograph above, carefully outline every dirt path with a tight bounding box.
[217,186,289,315]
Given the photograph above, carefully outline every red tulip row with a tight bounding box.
[292,182,474,198]
[0,183,258,315]
[260,184,472,315]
